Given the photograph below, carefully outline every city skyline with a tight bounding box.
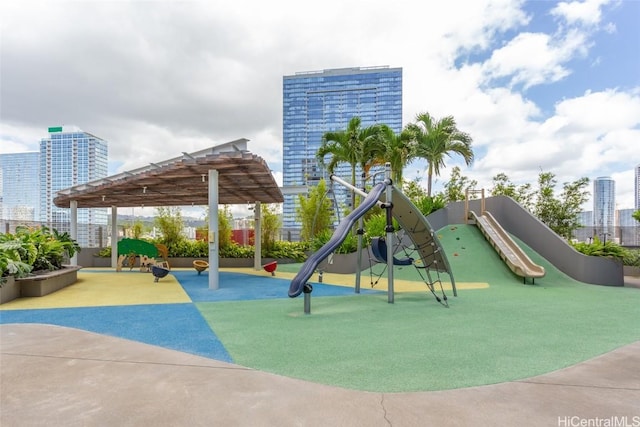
[1,0,639,212]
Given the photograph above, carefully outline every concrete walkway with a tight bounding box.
[2,324,638,427]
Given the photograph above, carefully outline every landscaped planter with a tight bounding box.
[219,258,254,268]
[0,276,20,304]
[17,265,81,297]
[171,257,301,268]
[261,258,299,265]
[88,256,299,269]
[164,257,200,268]
[164,257,254,268]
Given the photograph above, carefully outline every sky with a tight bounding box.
[1,0,639,218]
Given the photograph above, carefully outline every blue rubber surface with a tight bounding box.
[0,271,383,364]
[173,271,382,302]
[0,303,232,362]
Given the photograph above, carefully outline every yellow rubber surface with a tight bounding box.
[220,267,489,292]
[0,271,191,310]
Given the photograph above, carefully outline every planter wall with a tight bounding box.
[163,257,200,268]
[17,266,81,297]
[82,256,254,268]
[78,248,101,266]
[0,276,20,305]
[86,257,296,269]
[219,258,254,268]
[162,257,298,268]
[624,266,640,277]
[319,251,367,274]
[92,257,112,267]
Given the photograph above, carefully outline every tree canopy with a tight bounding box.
[317,117,385,208]
[296,179,334,241]
[154,207,185,249]
[490,171,590,239]
[406,112,474,196]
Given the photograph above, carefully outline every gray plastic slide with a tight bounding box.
[288,181,387,298]
[470,210,545,281]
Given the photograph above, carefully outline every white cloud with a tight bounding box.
[610,169,634,210]
[550,0,613,26]
[466,87,640,209]
[553,89,640,132]
[480,27,595,90]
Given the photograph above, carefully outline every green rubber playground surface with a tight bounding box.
[198,224,640,392]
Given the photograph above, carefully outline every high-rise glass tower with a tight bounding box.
[282,66,402,237]
[593,176,615,241]
[0,152,40,221]
[40,126,108,247]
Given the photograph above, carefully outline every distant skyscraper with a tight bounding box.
[617,208,639,246]
[0,152,40,221]
[635,164,640,210]
[282,66,403,235]
[40,126,108,246]
[593,176,615,241]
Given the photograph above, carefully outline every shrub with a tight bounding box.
[311,229,359,254]
[263,240,308,262]
[0,241,33,281]
[0,226,79,277]
[571,237,630,262]
[219,242,254,258]
[154,207,186,249]
[413,194,446,216]
[363,211,401,239]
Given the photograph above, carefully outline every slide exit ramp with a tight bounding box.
[383,187,456,296]
[470,210,545,283]
[288,182,387,298]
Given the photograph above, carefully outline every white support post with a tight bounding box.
[208,170,220,290]
[253,201,261,271]
[111,206,118,268]
[385,163,394,304]
[70,201,78,266]
[355,172,365,293]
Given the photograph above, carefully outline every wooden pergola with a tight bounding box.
[54,139,282,208]
[54,138,284,289]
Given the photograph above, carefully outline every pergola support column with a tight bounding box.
[253,201,261,271]
[208,170,220,290]
[111,206,118,268]
[70,200,78,266]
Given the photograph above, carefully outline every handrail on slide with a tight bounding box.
[288,181,387,298]
[470,210,545,281]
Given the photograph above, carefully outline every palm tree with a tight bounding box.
[317,117,385,208]
[375,125,416,184]
[406,112,474,196]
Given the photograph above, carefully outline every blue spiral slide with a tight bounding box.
[288,182,387,298]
